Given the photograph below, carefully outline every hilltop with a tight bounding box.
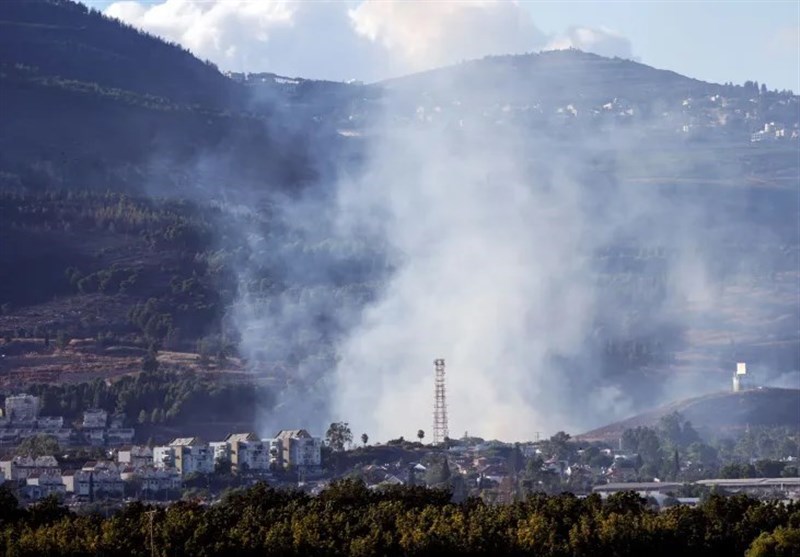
[578,388,800,442]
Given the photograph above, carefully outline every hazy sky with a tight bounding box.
[83,0,799,91]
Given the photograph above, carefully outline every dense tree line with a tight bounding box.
[0,481,798,556]
[617,414,799,481]
[18,369,273,429]
[0,0,235,108]
[0,190,240,348]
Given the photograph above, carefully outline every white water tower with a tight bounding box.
[732,362,746,392]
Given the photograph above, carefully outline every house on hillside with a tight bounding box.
[0,456,59,481]
[168,438,214,476]
[82,409,108,429]
[4,394,40,423]
[154,438,213,476]
[25,472,65,500]
[116,445,153,468]
[275,429,322,472]
[120,466,181,494]
[64,464,125,500]
[224,433,274,473]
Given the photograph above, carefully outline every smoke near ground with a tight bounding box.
[213,60,798,442]
[103,1,797,441]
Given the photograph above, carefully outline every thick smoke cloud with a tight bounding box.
[327,109,671,441]
[105,0,379,80]
[104,0,634,80]
[227,86,792,442]
[105,2,794,441]
[349,0,546,75]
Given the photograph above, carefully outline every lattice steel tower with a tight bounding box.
[433,358,449,445]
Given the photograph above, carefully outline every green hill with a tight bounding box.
[0,0,235,106]
[578,388,800,441]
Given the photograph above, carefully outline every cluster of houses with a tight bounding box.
[334,441,642,497]
[0,429,323,502]
[750,121,798,142]
[0,394,134,446]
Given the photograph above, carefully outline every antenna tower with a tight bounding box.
[433,358,449,444]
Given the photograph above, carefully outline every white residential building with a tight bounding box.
[25,472,66,500]
[82,409,108,429]
[63,466,124,499]
[225,433,272,472]
[210,441,230,464]
[171,438,214,476]
[91,470,125,498]
[275,429,322,470]
[106,425,135,446]
[0,456,59,480]
[84,428,105,446]
[63,470,91,498]
[5,395,40,423]
[238,440,272,472]
[36,416,64,430]
[120,466,182,493]
[117,446,153,468]
[153,446,176,469]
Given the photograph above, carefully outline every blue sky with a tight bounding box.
[83,0,799,91]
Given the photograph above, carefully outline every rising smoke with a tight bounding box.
[213,56,798,442]
[113,2,798,441]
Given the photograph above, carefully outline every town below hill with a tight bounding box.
[0,390,796,512]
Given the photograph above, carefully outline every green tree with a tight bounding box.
[754,459,786,477]
[0,485,23,526]
[215,457,232,475]
[142,348,159,372]
[425,456,452,486]
[659,411,700,449]
[746,526,800,557]
[325,422,352,452]
[360,433,368,446]
[687,442,718,469]
[55,330,70,350]
[15,434,59,458]
[417,429,425,443]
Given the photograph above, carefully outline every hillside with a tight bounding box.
[0,0,340,194]
[0,0,236,107]
[383,50,710,104]
[0,0,797,438]
[578,388,800,441]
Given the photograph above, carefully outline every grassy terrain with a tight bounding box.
[578,387,800,441]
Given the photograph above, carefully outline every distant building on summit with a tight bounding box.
[733,362,747,392]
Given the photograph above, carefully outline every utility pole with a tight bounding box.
[145,509,157,557]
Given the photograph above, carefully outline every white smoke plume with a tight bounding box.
[331,121,599,440]
[104,2,794,442]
